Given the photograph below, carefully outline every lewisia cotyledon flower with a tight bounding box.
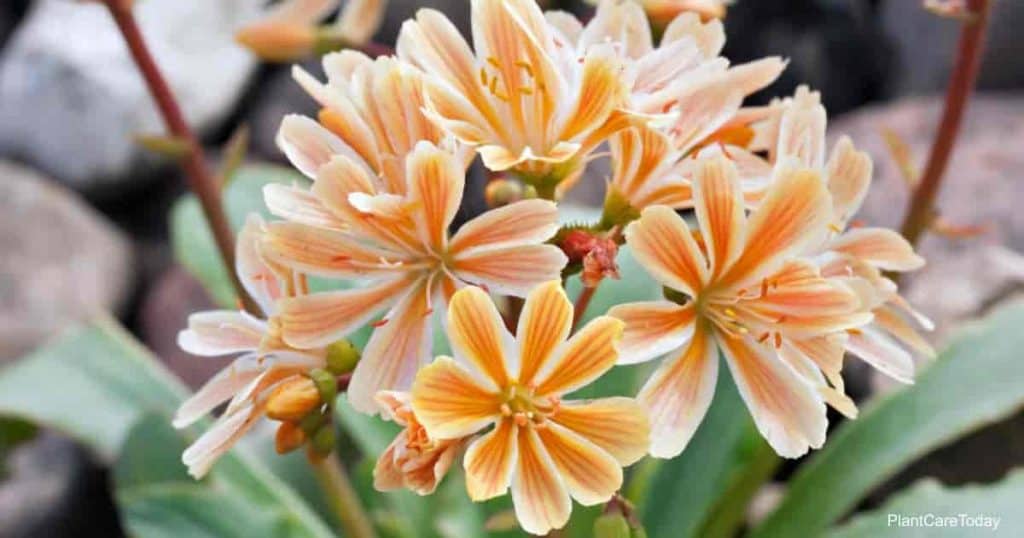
[609,153,872,459]
[410,283,649,535]
[175,215,326,478]
[261,141,567,414]
[373,390,465,495]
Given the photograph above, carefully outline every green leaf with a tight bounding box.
[827,470,1024,537]
[752,302,1024,538]
[170,164,309,308]
[0,319,335,538]
[633,366,766,538]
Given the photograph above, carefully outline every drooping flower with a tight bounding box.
[410,283,649,535]
[373,391,465,495]
[174,215,327,478]
[609,154,871,458]
[236,0,388,62]
[755,87,933,388]
[396,0,632,193]
[261,141,567,414]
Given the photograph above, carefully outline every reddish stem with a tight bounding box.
[572,286,597,332]
[102,0,259,315]
[898,0,992,248]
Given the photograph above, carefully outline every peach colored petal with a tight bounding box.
[374,390,411,426]
[873,306,935,358]
[177,311,265,357]
[826,136,872,224]
[174,354,263,428]
[448,199,559,255]
[515,281,573,386]
[181,404,259,479]
[276,114,368,179]
[718,333,827,458]
[693,154,745,277]
[535,316,624,397]
[558,47,627,142]
[452,244,568,297]
[447,286,516,389]
[662,12,725,57]
[846,327,914,384]
[411,356,502,439]
[348,279,436,414]
[278,276,411,348]
[536,422,622,506]
[580,0,652,58]
[334,0,386,45]
[373,432,407,491]
[263,183,345,231]
[464,419,518,501]
[721,165,831,288]
[625,205,709,295]
[829,228,925,272]
[261,221,406,278]
[552,397,650,466]
[607,301,696,365]
[235,214,283,315]
[776,86,826,170]
[637,324,718,458]
[406,142,463,251]
[745,265,860,318]
[510,427,572,536]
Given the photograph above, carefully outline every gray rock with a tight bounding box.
[883,0,1024,96]
[0,161,133,361]
[0,0,263,196]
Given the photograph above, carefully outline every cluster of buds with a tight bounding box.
[559,228,622,288]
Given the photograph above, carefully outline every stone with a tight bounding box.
[0,0,28,50]
[882,0,1024,96]
[0,161,133,361]
[0,0,263,196]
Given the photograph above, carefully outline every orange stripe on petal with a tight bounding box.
[516,281,572,386]
[452,244,568,297]
[638,325,719,458]
[510,427,571,536]
[411,356,501,439]
[536,316,624,396]
[449,199,559,255]
[262,222,403,279]
[607,301,696,365]
[536,422,622,506]
[552,397,650,466]
[278,277,410,348]
[625,205,708,295]
[447,287,515,388]
[825,136,872,224]
[407,142,463,251]
[693,154,746,278]
[464,419,518,501]
[829,228,925,272]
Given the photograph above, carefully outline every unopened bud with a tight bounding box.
[594,514,631,538]
[484,178,524,208]
[265,376,321,421]
[236,21,317,62]
[309,368,338,406]
[325,339,360,374]
[275,421,307,454]
[561,230,621,288]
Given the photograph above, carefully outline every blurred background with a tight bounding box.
[0,0,1022,536]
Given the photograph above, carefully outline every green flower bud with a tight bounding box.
[325,339,360,374]
[309,368,337,408]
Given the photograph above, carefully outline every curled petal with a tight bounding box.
[536,316,624,397]
[536,422,622,506]
[411,356,502,439]
[510,427,572,536]
[607,301,696,365]
[181,405,258,479]
[552,397,650,466]
[638,325,719,458]
[776,86,826,170]
[236,214,283,315]
[276,114,367,179]
[846,327,915,384]
[662,12,725,57]
[826,136,872,224]
[464,419,518,501]
[516,281,573,386]
[177,311,265,357]
[174,354,263,429]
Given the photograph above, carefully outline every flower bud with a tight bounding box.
[309,368,338,406]
[236,21,317,63]
[594,513,631,538]
[484,178,524,208]
[274,421,307,454]
[265,377,321,421]
[561,229,621,288]
[325,339,360,374]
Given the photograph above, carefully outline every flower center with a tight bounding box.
[499,383,561,428]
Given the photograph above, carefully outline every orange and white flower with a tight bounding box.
[411,283,649,535]
[236,0,389,62]
[609,154,870,458]
[373,391,465,495]
[261,142,567,414]
[761,87,933,386]
[175,215,326,478]
[396,0,631,190]
[584,0,729,27]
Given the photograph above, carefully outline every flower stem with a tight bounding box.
[898,0,992,249]
[101,0,259,315]
[311,456,378,538]
[572,285,597,332]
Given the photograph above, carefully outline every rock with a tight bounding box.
[0,0,28,50]
[0,161,133,361]
[0,0,263,197]
[882,0,1024,96]
[139,265,230,390]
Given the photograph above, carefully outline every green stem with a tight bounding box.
[311,456,378,538]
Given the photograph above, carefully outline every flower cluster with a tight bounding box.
[177,0,929,534]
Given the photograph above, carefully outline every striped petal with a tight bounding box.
[449,199,559,255]
[825,136,872,224]
[535,316,624,397]
[516,281,572,386]
[510,427,572,536]
[174,354,263,428]
[552,397,650,466]
[638,324,718,458]
[263,183,345,230]
[177,311,265,357]
[847,327,915,384]
[447,286,517,389]
[235,214,283,315]
[406,142,463,251]
[464,419,518,501]
[452,244,568,297]
[536,422,622,506]
[718,333,827,458]
[607,301,697,365]
[693,153,746,278]
[278,277,410,348]
[261,221,405,279]
[776,86,826,170]
[625,205,709,295]
[411,356,502,439]
[829,228,925,272]
[276,114,368,179]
